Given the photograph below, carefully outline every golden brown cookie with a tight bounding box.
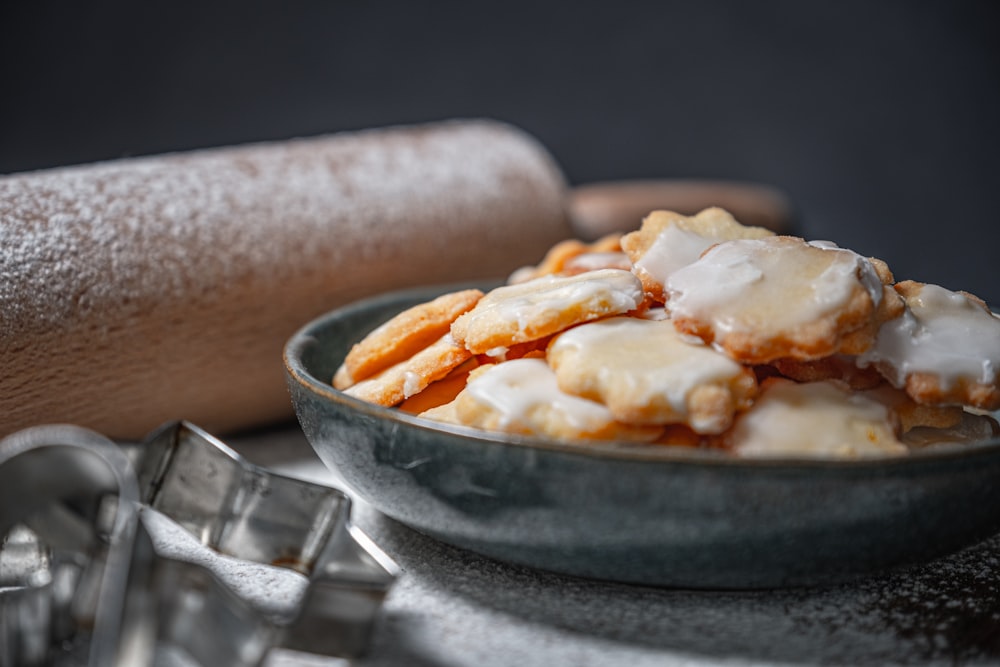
[718,378,908,458]
[861,384,964,433]
[334,288,483,389]
[771,355,885,390]
[560,250,632,276]
[343,333,473,406]
[508,234,625,283]
[418,399,461,425]
[902,410,1000,449]
[666,236,902,364]
[651,424,704,448]
[450,269,644,355]
[547,316,757,434]
[475,335,554,364]
[621,207,774,303]
[423,358,663,442]
[397,358,479,414]
[859,281,1000,410]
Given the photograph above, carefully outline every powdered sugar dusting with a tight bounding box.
[1,120,569,339]
[0,119,571,437]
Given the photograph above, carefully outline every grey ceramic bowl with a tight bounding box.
[284,283,1000,589]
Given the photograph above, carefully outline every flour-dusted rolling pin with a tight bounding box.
[0,120,572,440]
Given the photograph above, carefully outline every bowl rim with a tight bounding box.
[283,283,1000,471]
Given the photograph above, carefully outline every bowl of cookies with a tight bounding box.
[284,208,1000,588]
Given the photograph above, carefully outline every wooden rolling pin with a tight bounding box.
[0,120,572,440]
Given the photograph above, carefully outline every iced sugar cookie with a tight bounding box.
[508,233,625,283]
[422,358,662,442]
[561,251,632,276]
[547,316,757,433]
[450,269,644,355]
[621,208,774,303]
[397,358,479,414]
[666,236,901,364]
[720,378,908,458]
[859,280,1000,409]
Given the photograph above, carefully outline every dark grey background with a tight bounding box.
[2,1,997,304]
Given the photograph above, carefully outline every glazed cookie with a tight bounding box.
[450,269,644,355]
[343,333,473,406]
[334,288,483,389]
[547,316,757,433]
[859,280,1000,410]
[508,233,627,283]
[397,358,479,414]
[508,238,590,284]
[421,358,663,442]
[560,250,632,276]
[475,335,553,363]
[507,234,631,284]
[720,378,908,458]
[621,208,774,303]
[666,236,902,364]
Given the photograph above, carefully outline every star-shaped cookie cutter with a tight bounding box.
[0,420,397,666]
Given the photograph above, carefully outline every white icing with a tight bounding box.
[633,223,717,287]
[548,317,748,432]
[807,242,884,309]
[860,284,1000,388]
[665,240,765,337]
[666,237,879,338]
[463,269,643,335]
[463,358,616,433]
[638,307,670,321]
[563,251,632,273]
[805,240,883,308]
[403,371,422,398]
[731,380,907,458]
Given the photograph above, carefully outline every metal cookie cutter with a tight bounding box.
[0,421,397,667]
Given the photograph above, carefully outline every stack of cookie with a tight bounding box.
[333,208,1000,459]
